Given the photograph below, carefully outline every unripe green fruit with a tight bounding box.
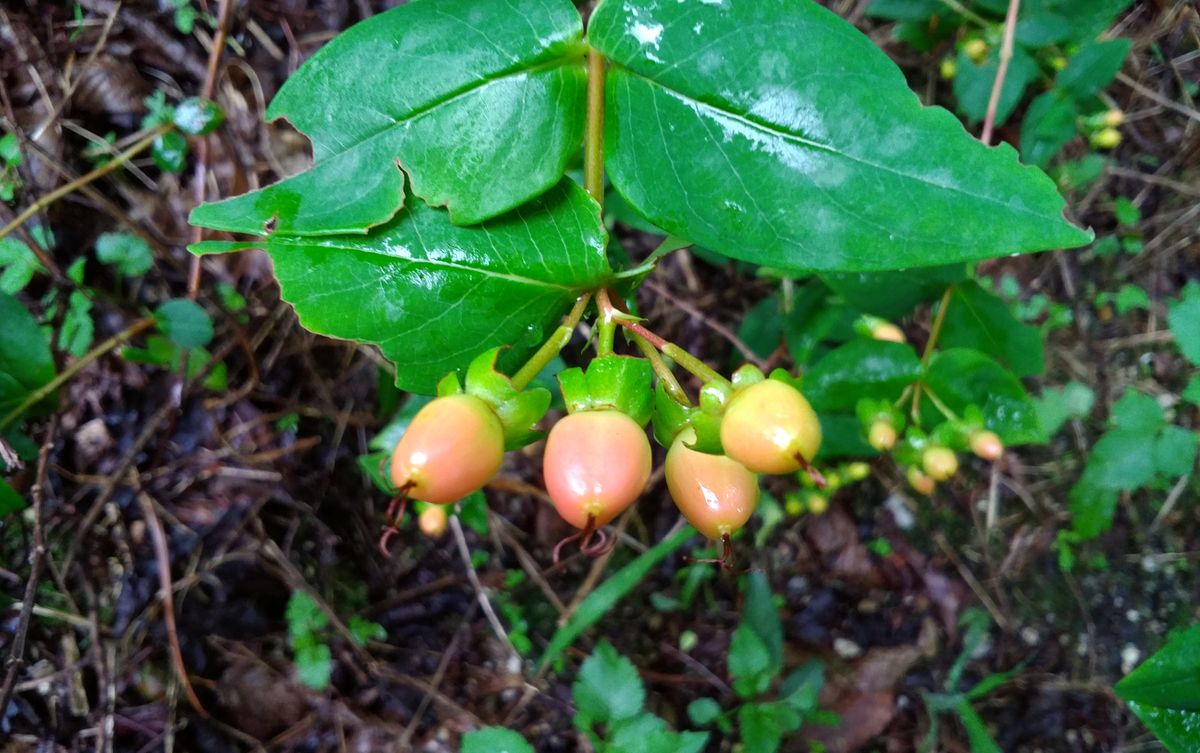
[970,430,1004,461]
[1091,127,1121,149]
[419,505,448,538]
[940,57,957,80]
[871,322,906,344]
[720,379,821,474]
[922,446,959,481]
[907,466,935,495]
[868,420,897,451]
[806,493,829,515]
[963,38,989,64]
[391,395,504,505]
[543,410,651,529]
[666,430,759,540]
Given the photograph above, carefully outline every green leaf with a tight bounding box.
[687,698,722,726]
[820,266,966,320]
[954,698,1002,753]
[193,180,606,394]
[1116,624,1200,711]
[922,349,1042,444]
[462,728,534,753]
[865,0,944,22]
[295,643,332,690]
[347,615,386,647]
[1182,377,1200,406]
[728,626,772,698]
[1019,91,1078,168]
[940,281,1044,377]
[285,590,327,639]
[1087,431,1157,491]
[155,299,213,349]
[0,478,26,516]
[1035,381,1094,437]
[573,641,646,723]
[1057,39,1131,99]
[151,130,188,174]
[741,571,783,667]
[1125,702,1200,753]
[589,0,1090,274]
[1155,426,1197,478]
[1113,197,1141,227]
[0,293,56,421]
[190,0,586,234]
[1015,11,1073,46]
[1110,390,1163,435]
[58,291,94,358]
[96,232,153,277]
[0,237,45,294]
[737,296,785,362]
[954,44,1037,126]
[538,525,695,672]
[805,339,922,412]
[738,703,784,753]
[1168,283,1200,366]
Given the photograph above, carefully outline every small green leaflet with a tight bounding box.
[190,0,586,235]
[589,0,1091,273]
[191,180,608,394]
[0,293,56,422]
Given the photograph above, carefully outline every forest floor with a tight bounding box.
[1,1,1198,752]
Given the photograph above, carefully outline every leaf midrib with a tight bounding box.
[266,236,592,293]
[610,63,1060,224]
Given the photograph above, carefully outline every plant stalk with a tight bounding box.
[510,293,592,390]
[633,334,691,406]
[583,48,606,206]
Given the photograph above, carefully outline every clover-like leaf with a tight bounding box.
[589,0,1091,273]
[191,180,608,394]
[190,0,586,235]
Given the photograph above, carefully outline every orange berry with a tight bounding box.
[418,506,448,538]
[391,395,504,505]
[872,322,906,343]
[922,446,959,481]
[543,411,651,529]
[720,379,821,474]
[908,466,936,495]
[666,430,759,540]
[868,420,897,451]
[969,430,1004,461]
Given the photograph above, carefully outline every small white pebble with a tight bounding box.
[833,638,863,659]
[1121,644,1141,674]
[884,494,916,529]
[1021,627,1040,646]
[1141,556,1159,573]
[1126,609,1141,623]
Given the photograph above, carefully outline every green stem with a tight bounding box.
[0,316,156,432]
[913,286,956,422]
[0,125,172,242]
[922,384,961,423]
[633,334,690,406]
[510,293,592,390]
[583,48,606,206]
[661,343,729,388]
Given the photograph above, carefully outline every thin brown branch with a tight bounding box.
[980,0,1021,145]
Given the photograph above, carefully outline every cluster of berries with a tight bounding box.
[386,339,822,566]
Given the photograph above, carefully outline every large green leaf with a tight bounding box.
[191,0,586,235]
[589,0,1091,273]
[0,293,56,420]
[1116,624,1200,711]
[805,339,921,412]
[922,348,1041,444]
[954,44,1038,126]
[1125,703,1200,753]
[191,180,608,394]
[820,265,966,320]
[940,281,1045,377]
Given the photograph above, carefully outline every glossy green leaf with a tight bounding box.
[1125,702,1200,753]
[1168,283,1200,366]
[152,130,188,174]
[954,698,1002,753]
[573,641,646,724]
[462,728,534,753]
[191,0,586,235]
[1057,39,1131,99]
[865,0,944,22]
[820,265,965,320]
[1116,624,1200,711]
[738,704,784,753]
[954,44,1037,126]
[193,180,607,394]
[590,0,1090,273]
[1020,91,1078,168]
[922,349,1041,444]
[59,291,95,358]
[741,571,783,667]
[816,412,877,460]
[806,339,921,412]
[0,293,56,421]
[941,281,1044,377]
[538,525,695,672]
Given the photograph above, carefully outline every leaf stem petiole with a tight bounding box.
[510,292,593,391]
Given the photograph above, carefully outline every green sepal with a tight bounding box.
[557,355,654,426]
[651,383,724,454]
[437,372,463,397]
[931,420,970,450]
[893,427,928,467]
[462,348,551,451]
[767,368,803,390]
[699,381,732,416]
[856,397,905,432]
[731,363,765,391]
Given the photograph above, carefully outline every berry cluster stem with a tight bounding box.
[583,48,606,206]
[511,292,593,391]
